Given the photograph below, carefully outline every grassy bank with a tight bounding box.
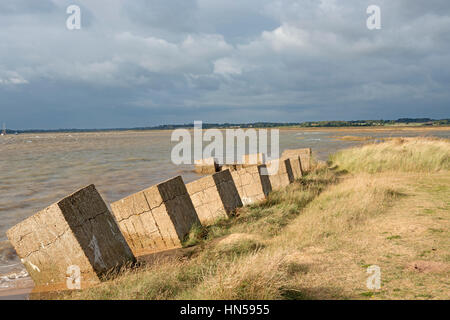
[329,137,450,173]
[58,138,449,300]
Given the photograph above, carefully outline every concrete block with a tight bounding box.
[265,159,294,190]
[287,156,303,180]
[282,148,311,157]
[282,148,312,172]
[111,176,200,256]
[6,185,136,289]
[186,170,243,225]
[242,153,266,166]
[299,154,311,172]
[231,165,272,205]
[220,164,244,172]
[194,157,219,174]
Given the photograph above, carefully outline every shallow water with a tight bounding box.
[0,128,448,290]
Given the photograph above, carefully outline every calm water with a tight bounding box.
[1,128,449,290]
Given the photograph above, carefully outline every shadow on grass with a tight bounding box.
[280,286,350,300]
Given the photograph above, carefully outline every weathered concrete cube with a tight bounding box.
[299,154,311,172]
[220,164,244,172]
[241,153,266,166]
[186,170,243,225]
[282,148,312,172]
[265,159,294,190]
[111,176,200,256]
[6,185,136,289]
[287,156,303,180]
[231,165,272,205]
[194,157,219,174]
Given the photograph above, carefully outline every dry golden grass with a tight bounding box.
[330,137,450,173]
[272,172,449,299]
[56,138,449,300]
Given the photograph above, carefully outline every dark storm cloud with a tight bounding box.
[0,0,449,129]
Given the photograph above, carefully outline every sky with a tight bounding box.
[0,0,449,129]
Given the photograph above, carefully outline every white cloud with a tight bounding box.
[113,32,233,75]
[213,58,242,75]
[261,24,309,52]
[0,71,28,85]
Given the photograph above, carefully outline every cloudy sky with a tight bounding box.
[0,0,449,129]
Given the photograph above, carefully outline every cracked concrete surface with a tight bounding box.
[231,164,272,206]
[7,185,135,289]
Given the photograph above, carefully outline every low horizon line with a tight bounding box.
[1,118,449,133]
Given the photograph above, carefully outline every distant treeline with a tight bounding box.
[3,118,449,134]
[296,118,450,127]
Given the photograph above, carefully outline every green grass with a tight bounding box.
[386,235,402,240]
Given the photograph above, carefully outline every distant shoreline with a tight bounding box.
[2,119,450,134]
[3,124,450,135]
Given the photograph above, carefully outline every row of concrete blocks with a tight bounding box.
[6,148,311,290]
[195,149,312,174]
